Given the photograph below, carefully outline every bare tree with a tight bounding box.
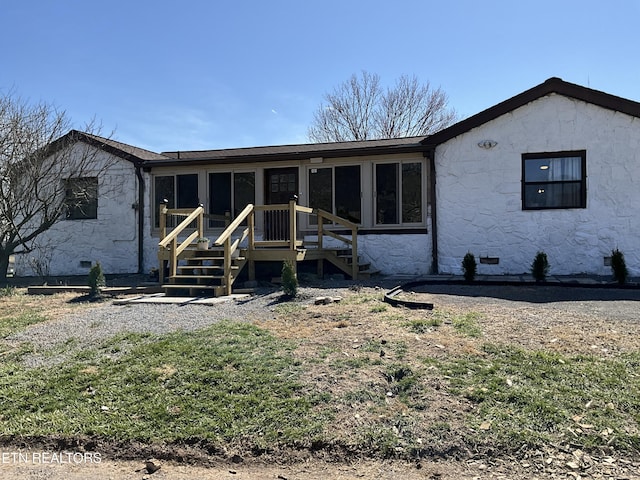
[0,92,113,282]
[308,71,457,143]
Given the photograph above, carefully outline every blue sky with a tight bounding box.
[2,0,639,152]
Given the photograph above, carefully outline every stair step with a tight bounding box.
[162,284,219,290]
[162,284,226,298]
[188,256,245,262]
[357,269,379,278]
[177,266,238,272]
[169,275,223,281]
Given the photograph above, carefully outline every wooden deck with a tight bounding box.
[157,201,374,297]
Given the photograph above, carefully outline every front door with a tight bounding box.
[264,168,298,240]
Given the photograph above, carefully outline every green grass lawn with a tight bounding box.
[0,322,325,449]
[0,295,638,460]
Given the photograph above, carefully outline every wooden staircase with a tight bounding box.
[158,201,375,298]
[162,247,247,297]
[322,248,378,279]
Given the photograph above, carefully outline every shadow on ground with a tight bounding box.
[408,283,640,304]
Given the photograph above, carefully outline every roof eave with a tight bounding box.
[143,143,428,168]
[422,77,640,146]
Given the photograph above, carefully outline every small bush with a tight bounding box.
[611,248,628,284]
[88,262,106,297]
[0,285,17,297]
[281,260,298,298]
[461,252,477,282]
[531,251,549,282]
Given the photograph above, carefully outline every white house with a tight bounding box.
[425,77,640,277]
[12,133,168,278]
[12,78,640,280]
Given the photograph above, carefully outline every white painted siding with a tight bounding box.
[436,93,640,276]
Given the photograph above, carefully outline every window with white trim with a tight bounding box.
[308,165,361,224]
[208,171,255,227]
[522,151,586,209]
[153,173,199,227]
[374,161,423,225]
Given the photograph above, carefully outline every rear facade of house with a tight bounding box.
[11,78,640,280]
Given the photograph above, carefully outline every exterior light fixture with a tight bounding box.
[477,140,497,149]
[540,165,549,170]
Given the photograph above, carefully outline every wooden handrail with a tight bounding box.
[165,208,199,216]
[214,204,254,246]
[159,205,204,248]
[315,208,358,279]
[176,230,200,256]
[295,205,314,214]
[157,201,361,294]
[254,203,289,211]
[315,208,358,230]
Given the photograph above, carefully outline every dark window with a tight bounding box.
[209,172,232,227]
[522,151,586,209]
[208,172,255,227]
[336,165,361,224]
[308,165,361,225]
[402,163,422,223]
[176,174,199,208]
[154,174,199,227]
[376,163,398,224]
[233,172,256,217]
[65,177,98,220]
[376,162,423,225]
[309,168,333,225]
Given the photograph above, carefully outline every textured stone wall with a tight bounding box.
[436,93,640,276]
[14,146,139,277]
[310,233,432,276]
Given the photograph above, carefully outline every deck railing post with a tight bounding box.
[317,211,323,249]
[351,226,358,280]
[170,237,178,278]
[224,237,232,295]
[159,200,169,283]
[159,200,168,241]
[198,203,204,239]
[248,210,256,281]
[289,199,297,251]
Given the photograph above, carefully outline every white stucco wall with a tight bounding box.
[436,93,640,277]
[308,233,432,276]
[360,233,432,276]
[14,144,140,277]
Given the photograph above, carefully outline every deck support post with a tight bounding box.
[158,200,168,284]
[224,237,232,295]
[248,209,256,281]
[317,210,324,278]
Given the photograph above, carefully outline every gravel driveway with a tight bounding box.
[7,284,354,368]
[9,280,640,367]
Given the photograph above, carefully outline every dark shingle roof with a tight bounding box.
[61,78,640,168]
[422,77,640,146]
[147,136,428,167]
[76,131,170,162]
